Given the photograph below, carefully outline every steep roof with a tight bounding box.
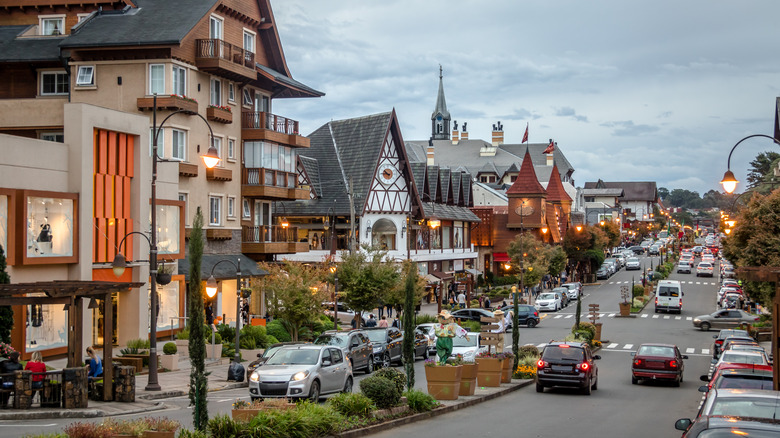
[582,181,657,202]
[545,165,572,203]
[431,68,450,119]
[506,151,546,195]
[0,26,65,62]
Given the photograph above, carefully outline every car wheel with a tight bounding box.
[583,380,592,395]
[365,356,373,374]
[382,353,391,369]
[527,319,537,328]
[673,378,680,388]
[536,382,544,393]
[342,376,353,394]
[592,375,598,390]
[700,322,711,331]
[308,380,320,402]
[631,376,638,385]
[423,348,429,360]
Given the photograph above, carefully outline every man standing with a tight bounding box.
[365,314,377,327]
[457,290,466,309]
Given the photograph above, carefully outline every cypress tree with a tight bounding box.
[187,208,208,430]
[0,245,12,344]
[402,262,416,390]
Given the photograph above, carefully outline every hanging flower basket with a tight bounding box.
[424,364,462,400]
[459,363,478,396]
[156,273,172,285]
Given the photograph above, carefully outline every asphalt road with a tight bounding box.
[1,253,724,437]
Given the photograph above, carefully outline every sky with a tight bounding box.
[270,0,780,196]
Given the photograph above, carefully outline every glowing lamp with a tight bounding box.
[205,275,218,298]
[201,143,221,169]
[720,170,738,194]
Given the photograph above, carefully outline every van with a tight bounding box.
[655,280,683,314]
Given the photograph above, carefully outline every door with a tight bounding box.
[319,348,336,393]
[254,200,272,242]
[329,348,348,392]
[711,310,733,329]
[348,335,365,369]
[388,328,403,361]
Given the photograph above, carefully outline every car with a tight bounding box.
[612,253,626,268]
[715,351,769,370]
[248,344,352,401]
[719,336,759,356]
[721,267,736,279]
[604,257,621,271]
[696,262,714,277]
[676,414,780,437]
[625,257,641,270]
[630,343,687,386]
[677,261,692,274]
[322,302,367,326]
[552,287,570,307]
[314,330,375,374]
[561,282,582,300]
[675,389,780,436]
[450,308,495,324]
[629,246,645,255]
[692,246,704,256]
[648,245,660,255]
[536,341,600,395]
[498,303,541,328]
[718,287,742,301]
[699,368,774,393]
[535,291,563,312]
[719,292,743,309]
[724,343,770,364]
[693,309,759,331]
[711,329,750,359]
[655,280,683,314]
[245,341,307,381]
[363,327,404,368]
[449,332,487,362]
[596,266,610,280]
[416,323,437,355]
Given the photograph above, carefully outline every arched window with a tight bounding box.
[371,218,397,250]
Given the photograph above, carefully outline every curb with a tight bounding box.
[138,381,248,400]
[335,380,533,438]
[0,402,166,420]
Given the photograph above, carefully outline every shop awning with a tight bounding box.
[430,271,454,281]
[423,274,442,283]
[178,254,269,281]
[458,268,483,277]
[493,252,510,262]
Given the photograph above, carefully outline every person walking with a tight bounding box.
[386,304,393,318]
[378,316,389,328]
[457,291,466,308]
[391,316,401,328]
[365,314,377,327]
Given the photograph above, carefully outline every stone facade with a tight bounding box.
[113,365,136,403]
[62,367,88,409]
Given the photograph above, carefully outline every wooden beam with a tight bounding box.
[74,297,84,368]
[102,293,113,401]
[67,296,76,367]
[0,296,70,306]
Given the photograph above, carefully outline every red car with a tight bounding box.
[631,343,687,386]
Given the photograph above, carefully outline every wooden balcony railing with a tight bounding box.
[242,167,297,188]
[242,112,299,135]
[196,39,255,69]
[242,225,299,243]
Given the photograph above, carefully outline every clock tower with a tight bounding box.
[506,150,547,229]
[431,65,451,140]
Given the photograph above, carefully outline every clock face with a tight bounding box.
[378,163,399,186]
[515,200,534,216]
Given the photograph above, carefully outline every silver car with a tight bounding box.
[248,344,352,401]
[692,309,759,331]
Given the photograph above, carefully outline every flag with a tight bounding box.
[522,123,529,143]
[543,139,555,154]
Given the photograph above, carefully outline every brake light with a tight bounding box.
[669,360,678,369]
[559,344,570,348]
[578,362,590,371]
[715,339,723,345]
[537,359,546,368]
[633,358,644,367]
[655,298,658,305]
[534,311,538,317]
[754,317,760,321]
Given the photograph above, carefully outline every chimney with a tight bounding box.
[546,154,554,166]
[491,121,504,146]
[460,122,468,141]
[452,120,459,144]
[426,138,435,165]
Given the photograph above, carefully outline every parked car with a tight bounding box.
[625,257,641,270]
[499,303,541,328]
[416,323,437,355]
[363,327,404,369]
[536,341,600,395]
[699,368,774,393]
[596,266,610,280]
[604,258,621,272]
[696,262,714,277]
[715,350,769,369]
[450,308,495,324]
[719,292,742,309]
[724,343,769,364]
[314,330,374,374]
[561,282,582,300]
[677,261,692,274]
[675,389,780,436]
[552,287,570,307]
[449,332,487,362]
[648,245,660,255]
[248,344,352,401]
[536,291,563,312]
[692,309,759,331]
[630,343,687,386]
[711,329,750,359]
[245,341,307,381]
[676,413,780,437]
[612,253,626,268]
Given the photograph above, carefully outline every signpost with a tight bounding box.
[481,316,503,353]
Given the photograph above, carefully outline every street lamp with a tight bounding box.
[205,257,244,374]
[720,134,779,194]
[329,265,339,331]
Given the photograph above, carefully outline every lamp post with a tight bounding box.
[329,265,339,331]
[205,258,243,372]
[720,134,779,194]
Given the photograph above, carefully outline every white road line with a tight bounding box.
[554,315,563,319]
[687,317,693,321]
[623,344,634,349]
[652,315,659,319]
[702,349,710,355]
[217,398,233,403]
[565,315,573,319]
[608,313,615,317]
[696,282,702,285]
[608,282,615,284]
[675,316,682,320]
[607,343,619,349]
[663,315,670,319]
[686,348,695,354]
[641,314,648,318]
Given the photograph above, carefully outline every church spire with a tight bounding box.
[431,65,451,140]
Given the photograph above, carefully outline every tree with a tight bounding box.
[187,208,208,431]
[562,225,608,279]
[401,261,419,390]
[0,245,12,344]
[658,187,670,201]
[337,247,400,327]
[260,262,328,341]
[601,221,621,248]
[747,151,780,189]
[546,246,568,279]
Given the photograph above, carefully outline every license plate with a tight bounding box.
[552,365,573,372]
[646,361,665,369]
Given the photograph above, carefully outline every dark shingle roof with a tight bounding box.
[582,181,657,202]
[299,155,320,197]
[256,64,324,98]
[0,26,64,62]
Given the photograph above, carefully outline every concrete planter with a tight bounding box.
[174,339,189,358]
[424,365,462,400]
[458,363,478,396]
[475,357,503,387]
[242,348,264,362]
[159,354,179,371]
[207,343,223,360]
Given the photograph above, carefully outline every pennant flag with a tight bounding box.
[543,139,555,154]
[522,123,529,143]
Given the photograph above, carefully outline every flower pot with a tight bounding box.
[501,357,513,383]
[475,357,503,387]
[143,432,176,438]
[159,354,179,371]
[174,339,189,358]
[232,408,261,422]
[594,322,603,341]
[156,273,172,285]
[458,363,478,396]
[207,343,223,360]
[619,302,631,316]
[424,365,462,400]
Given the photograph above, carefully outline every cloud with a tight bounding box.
[554,107,588,122]
[600,121,660,137]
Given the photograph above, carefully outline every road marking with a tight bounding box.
[608,313,615,317]
[623,344,634,349]
[217,398,233,403]
[687,317,693,321]
[652,315,659,319]
[641,314,648,318]
[554,315,563,319]
[675,316,682,320]
[663,315,670,319]
[686,348,695,354]
[702,349,710,355]
[696,282,702,285]
[607,343,619,349]
[608,282,615,284]
[564,315,573,319]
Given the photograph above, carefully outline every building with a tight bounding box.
[580,187,624,225]
[583,180,658,229]
[0,0,320,357]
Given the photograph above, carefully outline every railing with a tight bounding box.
[0,370,63,408]
[242,111,300,135]
[242,225,299,243]
[196,39,255,69]
[242,167,297,188]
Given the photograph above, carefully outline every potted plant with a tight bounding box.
[455,356,478,396]
[142,417,180,438]
[174,327,189,358]
[500,352,514,383]
[159,342,179,371]
[156,262,173,285]
[103,418,147,438]
[619,285,631,316]
[424,358,462,400]
[475,351,504,387]
[231,398,296,421]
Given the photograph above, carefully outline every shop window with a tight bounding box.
[152,202,182,256]
[26,303,68,352]
[24,192,77,263]
[152,282,181,331]
[370,219,397,250]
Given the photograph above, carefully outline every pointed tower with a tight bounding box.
[506,151,547,229]
[544,164,573,242]
[431,65,451,140]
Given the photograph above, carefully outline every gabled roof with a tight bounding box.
[581,188,624,197]
[583,181,658,202]
[410,162,427,198]
[298,155,320,198]
[256,63,324,98]
[427,166,440,202]
[440,168,451,203]
[0,26,65,62]
[451,171,462,205]
[506,151,546,195]
[545,165,572,203]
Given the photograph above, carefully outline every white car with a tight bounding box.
[696,262,714,277]
[561,282,582,300]
[536,292,562,312]
[449,332,487,362]
[625,257,641,270]
[715,350,769,368]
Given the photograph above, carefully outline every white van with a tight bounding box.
[655,280,683,314]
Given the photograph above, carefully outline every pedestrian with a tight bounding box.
[85,346,103,381]
[484,295,491,309]
[365,314,377,327]
[386,303,393,318]
[478,295,484,308]
[351,316,358,329]
[457,290,466,309]
[377,300,384,319]
[378,316,389,328]
[0,351,22,407]
[24,351,46,390]
[392,316,401,328]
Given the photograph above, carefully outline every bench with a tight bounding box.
[113,357,143,373]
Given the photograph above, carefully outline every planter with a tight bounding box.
[424,365,462,400]
[174,339,189,358]
[458,363,478,396]
[619,302,631,316]
[242,348,264,362]
[232,409,261,422]
[594,322,603,341]
[143,432,176,438]
[156,273,172,285]
[159,354,179,371]
[475,357,503,387]
[501,357,513,383]
[207,343,223,360]
[207,106,233,124]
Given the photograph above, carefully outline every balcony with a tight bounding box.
[242,225,308,255]
[0,98,65,130]
[137,95,198,114]
[206,105,232,124]
[195,39,257,82]
[242,168,309,200]
[179,162,198,177]
[206,167,232,181]
[241,112,310,148]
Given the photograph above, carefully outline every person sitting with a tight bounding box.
[24,351,46,390]
[85,346,103,381]
[1,352,22,407]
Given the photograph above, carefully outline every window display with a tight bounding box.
[26,302,68,352]
[26,196,74,259]
[153,204,182,255]
[151,282,181,331]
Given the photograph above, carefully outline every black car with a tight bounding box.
[314,330,374,374]
[596,266,610,280]
[711,329,750,359]
[245,341,306,380]
[363,327,404,369]
[499,304,541,328]
[536,341,600,395]
[450,308,495,324]
[629,246,645,255]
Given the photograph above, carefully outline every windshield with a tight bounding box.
[364,330,387,343]
[720,353,766,365]
[314,334,348,346]
[416,325,433,335]
[452,335,478,347]
[542,346,584,361]
[709,397,780,419]
[264,348,320,365]
[538,293,555,300]
[627,258,639,263]
[658,286,680,297]
[717,376,774,390]
[637,345,675,357]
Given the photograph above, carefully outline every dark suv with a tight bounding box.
[499,304,541,328]
[363,327,404,369]
[536,341,600,395]
[314,330,374,374]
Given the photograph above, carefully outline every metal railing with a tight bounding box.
[242,167,297,188]
[241,111,300,135]
[196,39,255,69]
[242,225,299,243]
[0,370,64,408]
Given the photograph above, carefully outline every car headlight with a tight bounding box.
[291,371,309,382]
[250,371,260,382]
[373,347,382,353]
[693,318,701,323]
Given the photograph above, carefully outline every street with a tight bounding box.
[0,255,721,438]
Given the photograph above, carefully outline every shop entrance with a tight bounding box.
[92,292,118,347]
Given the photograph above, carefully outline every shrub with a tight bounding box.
[240,324,267,348]
[163,342,177,355]
[176,327,189,340]
[373,368,407,395]
[239,336,257,350]
[460,320,481,333]
[177,429,209,438]
[310,315,334,338]
[573,321,596,338]
[403,389,438,412]
[513,363,537,379]
[415,314,438,324]
[359,376,400,409]
[266,335,280,346]
[215,324,234,343]
[327,392,375,418]
[517,345,539,359]
[207,414,248,438]
[212,332,222,344]
[266,320,292,342]
[143,417,180,432]
[244,401,343,438]
[63,422,111,438]
[126,338,150,350]
[632,285,645,298]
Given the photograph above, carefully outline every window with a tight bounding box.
[209,196,222,226]
[212,137,223,164]
[172,66,186,96]
[243,29,255,54]
[178,193,188,225]
[40,71,68,95]
[150,128,164,158]
[243,141,297,173]
[171,129,186,161]
[40,16,65,35]
[227,197,235,218]
[77,13,90,23]
[242,199,250,218]
[210,78,221,106]
[76,66,94,86]
[242,88,252,106]
[228,138,236,160]
[40,132,64,143]
[209,15,223,39]
[149,64,165,95]
[228,83,235,102]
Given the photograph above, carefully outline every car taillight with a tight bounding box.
[754,317,760,321]
[633,358,644,367]
[534,311,538,317]
[655,298,658,305]
[715,339,723,345]
[578,362,590,371]
[668,360,678,369]
[537,359,546,368]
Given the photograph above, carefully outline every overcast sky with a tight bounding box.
[270,0,780,196]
